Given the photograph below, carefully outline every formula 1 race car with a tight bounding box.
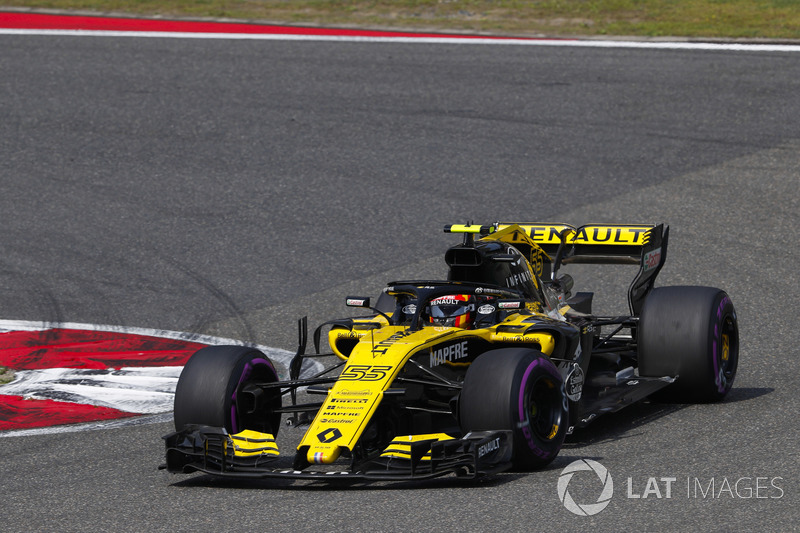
[162,222,739,482]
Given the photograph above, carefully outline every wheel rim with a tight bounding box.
[231,358,278,434]
[716,313,738,391]
[525,375,564,442]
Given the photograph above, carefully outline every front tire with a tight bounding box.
[459,348,568,470]
[173,345,282,434]
[639,286,739,403]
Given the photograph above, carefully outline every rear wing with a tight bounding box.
[496,223,653,264]
[492,222,669,315]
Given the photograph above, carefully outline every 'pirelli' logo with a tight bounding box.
[504,224,651,246]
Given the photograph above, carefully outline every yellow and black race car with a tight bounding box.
[162,222,738,481]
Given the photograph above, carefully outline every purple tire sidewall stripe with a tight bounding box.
[518,359,541,420]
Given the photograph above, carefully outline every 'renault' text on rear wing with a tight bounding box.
[496,223,656,265]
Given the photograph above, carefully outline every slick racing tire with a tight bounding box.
[639,286,739,403]
[459,348,568,470]
[173,345,282,434]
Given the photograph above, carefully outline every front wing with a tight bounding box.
[163,427,513,481]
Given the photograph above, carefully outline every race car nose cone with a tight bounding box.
[307,443,342,465]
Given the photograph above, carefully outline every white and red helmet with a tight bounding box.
[428,294,475,328]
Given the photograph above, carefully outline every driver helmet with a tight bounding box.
[428,294,475,328]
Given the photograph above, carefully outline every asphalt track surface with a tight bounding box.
[1,23,799,532]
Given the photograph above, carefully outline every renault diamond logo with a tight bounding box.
[317,428,342,443]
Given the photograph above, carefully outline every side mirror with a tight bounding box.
[345,296,393,325]
[346,296,371,308]
[497,299,526,310]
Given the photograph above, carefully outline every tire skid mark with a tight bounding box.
[154,253,257,345]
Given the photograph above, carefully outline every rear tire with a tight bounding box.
[173,345,282,434]
[459,348,567,470]
[639,286,738,403]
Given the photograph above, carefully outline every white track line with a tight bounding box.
[1,28,799,52]
[0,413,173,438]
